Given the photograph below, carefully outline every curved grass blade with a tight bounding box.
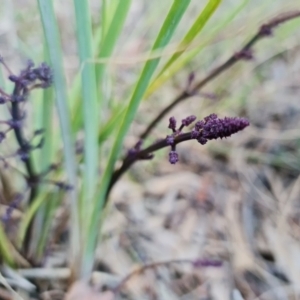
[145,0,249,98]
[0,224,14,266]
[82,0,192,278]
[37,0,80,277]
[98,104,125,144]
[157,0,221,78]
[73,0,99,224]
[96,0,131,84]
[69,0,131,137]
[26,59,55,258]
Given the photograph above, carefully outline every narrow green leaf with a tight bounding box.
[69,0,131,137]
[83,0,192,277]
[27,60,55,257]
[0,224,14,266]
[101,0,119,39]
[37,0,80,276]
[158,0,221,77]
[36,192,61,259]
[73,0,99,217]
[145,0,249,98]
[96,0,131,84]
[98,104,126,144]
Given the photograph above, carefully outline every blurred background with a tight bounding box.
[1,0,300,299]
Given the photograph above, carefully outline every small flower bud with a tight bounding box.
[194,120,204,131]
[204,113,217,122]
[168,117,177,131]
[169,150,179,164]
[260,24,273,36]
[8,75,19,83]
[166,135,174,145]
[191,130,200,139]
[181,115,196,127]
[197,137,207,145]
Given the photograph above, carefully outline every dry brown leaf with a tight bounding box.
[65,281,114,300]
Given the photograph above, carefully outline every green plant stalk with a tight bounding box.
[37,0,80,279]
[96,0,131,85]
[157,0,222,78]
[145,0,249,98]
[81,0,192,278]
[0,223,14,266]
[73,0,99,236]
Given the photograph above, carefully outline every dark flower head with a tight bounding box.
[34,62,53,87]
[169,150,179,164]
[168,117,177,131]
[8,61,53,89]
[181,115,196,127]
[201,116,249,140]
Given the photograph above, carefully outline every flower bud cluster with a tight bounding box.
[0,58,71,225]
[166,114,249,164]
[167,115,197,164]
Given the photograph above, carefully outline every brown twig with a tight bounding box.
[139,10,300,140]
[112,259,193,294]
[107,131,193,197]
[104,11,300,205]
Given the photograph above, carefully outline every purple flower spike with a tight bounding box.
[169,151,179,164]
[191,130,199,139]
[202,116,249,140]
[181,115,197,127]
[194,120,204,131]
[204,113,218,122]
[168,117,177,131]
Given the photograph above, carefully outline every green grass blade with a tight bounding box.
[145,0,249,98]
[101,0,119,38]
[98,104,125,144]
[157,0,222,79]
[36,192,61,259]
[82,0,192,277]
[96,0,131,84]
[37,0,80,276]
[73,0,99,217]
[27,61,54,257]
[0,224,14,266]
[69,0,131,138]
